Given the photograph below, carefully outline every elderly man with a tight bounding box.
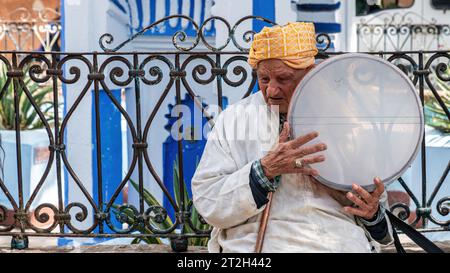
[192,22,394,253]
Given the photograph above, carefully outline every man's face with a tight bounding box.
[257,59,312,113]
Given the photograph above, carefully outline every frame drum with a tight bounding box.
[288,53,424,192]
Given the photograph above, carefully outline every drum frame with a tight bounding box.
[288,53,424,192]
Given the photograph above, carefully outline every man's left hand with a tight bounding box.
[344,177,384,220]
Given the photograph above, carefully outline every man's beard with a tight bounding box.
[279,113,287,134]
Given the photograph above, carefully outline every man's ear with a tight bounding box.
[294,64,315,82]
[306,64,316,72]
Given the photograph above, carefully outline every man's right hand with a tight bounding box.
[260,122,327,179]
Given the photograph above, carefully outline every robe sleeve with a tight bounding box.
[357,190,394,246]
[192,113,266,229]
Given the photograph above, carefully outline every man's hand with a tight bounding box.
[344,177,384,220]
[260,122,327,179]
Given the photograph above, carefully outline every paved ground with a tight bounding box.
[381,236,450,253]
[0,235,449,253]
[0,243,208,253]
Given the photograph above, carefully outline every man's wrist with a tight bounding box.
[260,157,275,180]
[358,205,386,227]
[251,160,281,192]
[364,207,379,222]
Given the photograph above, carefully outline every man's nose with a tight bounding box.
[267,82,282,97]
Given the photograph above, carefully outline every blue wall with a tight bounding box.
[252,0,275,33]
[91,89,123,234]
[110,0,215,37]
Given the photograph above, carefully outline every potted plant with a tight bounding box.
[424,70,450,133]
[111,162,210,251]
[0,62,60,228]
[388,69,449,227]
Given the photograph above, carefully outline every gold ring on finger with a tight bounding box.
[294,158,303,168]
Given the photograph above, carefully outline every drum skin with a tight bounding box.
[288,53,424,192]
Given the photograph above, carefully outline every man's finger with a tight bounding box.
[298,155,325,165]
[352,184,375,204]
[344,206,368,218]
[371,177,385,198]
[287,131,319,149]
[279,122,290,143]
[293,143,327,157]
[346,192,370,211]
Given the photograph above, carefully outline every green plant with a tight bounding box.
[110,179,171,245]
[172,160,210,247]
[111,159,210,246]
[0,63,55,130]
[425,69,450,133]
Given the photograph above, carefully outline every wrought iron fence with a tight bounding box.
[0,15,449,251]
[357,12,450,52]
[0,7,61,51]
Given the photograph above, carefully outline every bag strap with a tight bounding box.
[385,210,444,253]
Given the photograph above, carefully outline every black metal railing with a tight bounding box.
[357,12,450,52]
[0,7,61,51]
[0,15,449,251]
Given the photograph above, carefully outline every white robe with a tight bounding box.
[192,91,394,253]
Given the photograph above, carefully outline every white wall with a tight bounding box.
[63,0,129,230]
[342,1,450,52]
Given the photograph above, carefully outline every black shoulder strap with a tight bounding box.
[385,210,444,253]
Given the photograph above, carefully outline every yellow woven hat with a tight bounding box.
[248,22,318,69]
